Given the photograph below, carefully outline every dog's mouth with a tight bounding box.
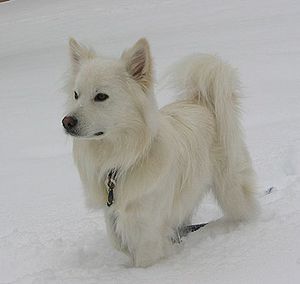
[64,129,104,138]
[94,131,104,136]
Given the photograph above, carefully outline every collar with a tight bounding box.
[105,168,118,207]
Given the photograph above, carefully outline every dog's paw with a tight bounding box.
[133,256,160,268]
[132,248,164,268]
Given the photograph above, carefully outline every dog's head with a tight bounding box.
[62,38,157,140]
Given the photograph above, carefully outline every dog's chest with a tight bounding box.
[72,140,110,205]
[105,208,129,251]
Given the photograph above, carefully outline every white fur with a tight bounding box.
[63,38,260,267]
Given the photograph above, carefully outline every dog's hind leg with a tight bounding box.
[212,162,260,221]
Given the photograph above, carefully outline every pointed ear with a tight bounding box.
[69,37,96,73]
[121,38,153,91]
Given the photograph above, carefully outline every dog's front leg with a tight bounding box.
[131,235,165,267]
[117,206,166,267]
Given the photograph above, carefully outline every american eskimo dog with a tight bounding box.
[62,38,259,267]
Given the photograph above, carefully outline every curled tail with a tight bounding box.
[167,54,260,220]
[168,54,242,167]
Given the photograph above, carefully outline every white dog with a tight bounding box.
[62,38,259,267]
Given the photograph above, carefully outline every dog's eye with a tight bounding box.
[74,91,79,100]
[94,93,109,102]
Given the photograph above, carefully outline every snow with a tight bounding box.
[1,0,300,283]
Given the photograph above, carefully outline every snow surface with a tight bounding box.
[1,0,300,283]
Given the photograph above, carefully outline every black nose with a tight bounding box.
[62,116,78,131]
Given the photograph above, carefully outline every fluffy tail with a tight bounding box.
[167,54,260,220]
[168,54,241,166]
